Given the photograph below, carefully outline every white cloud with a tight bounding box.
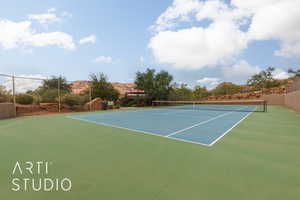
[150,0,249,69]
[0,19,75,50]
[196,77,220,89]
[92,56,113,63]
[28,9,61,25]
[149,0,300,70]
[48,8,56,13]
[28,8,72,26]
[153,0,203,31]
[246,0,300,57]
[26,32,75,50]
[0,20,32,49]
[222,60,261,80]
[149,21,248,69]
[273,68,290,80]
[61,11,72,17]
[2,74,46,93]
[79,35,96,44]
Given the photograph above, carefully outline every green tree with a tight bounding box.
[33,76,71,103]
[193,86,210,100]
[0,85,11,102]
[61,93,89,108]
[288,68,300,77]
[247,67,280,89]
[16,94,34,105]
[40,76,70,91]
[135,68,173,100]
[89,73,119,101]
[211,82,242,96]
[168,83,193,101]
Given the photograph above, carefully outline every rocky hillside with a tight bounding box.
[70,81,142,95]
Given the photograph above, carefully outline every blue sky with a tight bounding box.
[0,0,299,89]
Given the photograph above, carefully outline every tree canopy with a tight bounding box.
[288,68,300,77]
[40,76,70,91]
[211,82,242,96]
[168,83,193,101]
[33,76,70,103]
[247,67,280,89]
[89,73,119,101]
[193,86,210,100]
[135,68,173,100]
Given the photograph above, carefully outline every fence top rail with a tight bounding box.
[0,73,48,81]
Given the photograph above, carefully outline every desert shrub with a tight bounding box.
[61,94,88,107]
[0,86,11,102]
[39,89,59,103]
[16,94,34,104]
[120,98,139,107]
[0,94,11,103]
[0,95,11,103]
[32,94,42,104]
[211,82,242,96]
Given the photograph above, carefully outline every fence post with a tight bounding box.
[58,78,61,112]
[12,75,17,116]
[12,75,16,105]
[89,85,92,111]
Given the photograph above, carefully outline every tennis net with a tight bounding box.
[152,100,267,112]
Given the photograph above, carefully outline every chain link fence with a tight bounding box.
[286,78,300,93]
[0,73,96,116]
[0,73,13,103]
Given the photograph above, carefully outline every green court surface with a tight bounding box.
[0,106,299,200]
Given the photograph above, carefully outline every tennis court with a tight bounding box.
[69,100,266,146]
[1,105,300,200]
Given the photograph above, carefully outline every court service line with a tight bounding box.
[159,109,197,115]
[208,111,253,146]
[66,116,211,147]
[166,111,235,137]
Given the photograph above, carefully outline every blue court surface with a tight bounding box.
[68,107,254,146]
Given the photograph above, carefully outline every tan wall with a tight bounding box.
[260,94,285,105]
[285,90,300,112]
[0,103,16,119]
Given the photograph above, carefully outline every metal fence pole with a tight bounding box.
[58,78,61,112]
[89,85,92,111]
[12,75,16,105]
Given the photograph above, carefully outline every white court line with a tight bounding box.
[67,106,254,147]
[158,109,197,115]
[166,111,234,137]
[66,116,211,146]
[208,111,253,146]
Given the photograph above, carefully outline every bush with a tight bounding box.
[211,82,242,96]
[0,86,11,103]
[0,95,11,103]
[120,98,140,107]
[61,94,88,107]
[16,94,34,104]
[39,89,59,103]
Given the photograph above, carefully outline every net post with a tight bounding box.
[264,100,267,112]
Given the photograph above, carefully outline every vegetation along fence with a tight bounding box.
[0,73,95,117]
